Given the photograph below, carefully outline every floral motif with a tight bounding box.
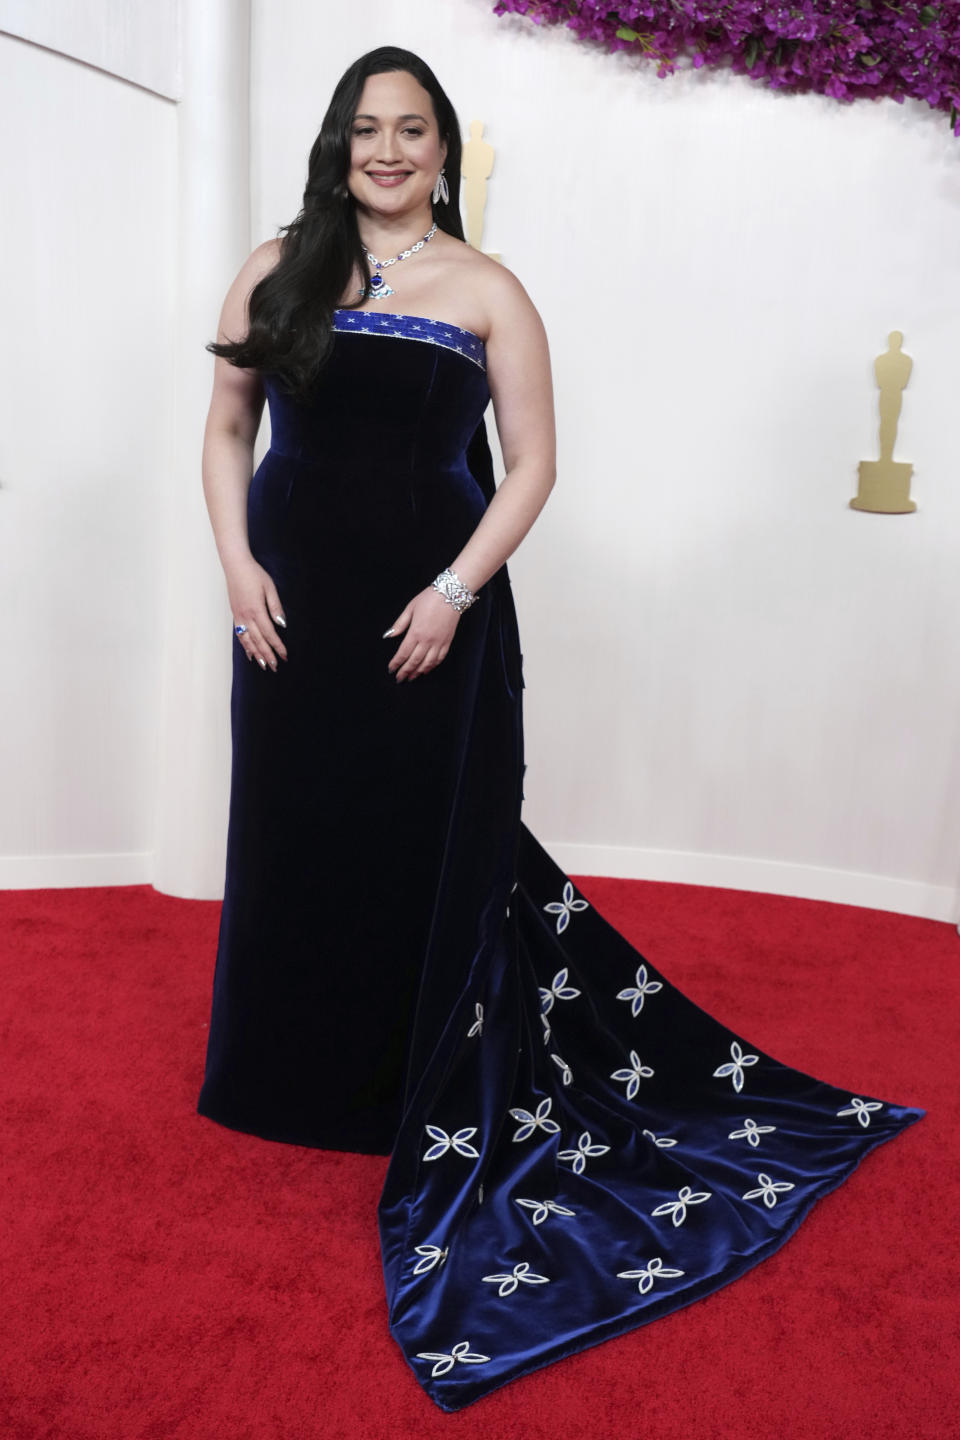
[539,966,582,1014]
[558,1130,610,1175]
[651,1184,712,1227]
[514,1196,577,1225]
[482,1261,551,1296]
[413,1244,449,1275]
[540,1010,552,1047]
[543,881,590,935]
[713,1040,760,1093]
[551,1052,573,1086]
[837,1097,884,1128]
[423,1125,480,1162]
[610,1048,655,1101]
[729,1118,777,1148]
[617,1255,686,1295]
[616,963,663,1017]
[510,1096,561,1143]
[742,1172,796,1208]
[467,1002,484,1039]
[642,1127,678,1149]
[415,1340,491,1377]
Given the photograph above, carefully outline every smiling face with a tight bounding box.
[347,70,447,221]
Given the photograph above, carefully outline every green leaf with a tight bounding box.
[744,36,759,70]
[919,6,938,26]
[616,26,640,41]
[860,53,880,66]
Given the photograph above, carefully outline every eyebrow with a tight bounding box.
[353,113,430,123]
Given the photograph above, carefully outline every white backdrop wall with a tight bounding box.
[0,0,249,899]
[0,25,177,885]
[2,0,959,920]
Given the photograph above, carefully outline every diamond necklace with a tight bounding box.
[358,221,438,300]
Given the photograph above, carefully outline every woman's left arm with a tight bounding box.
[447,265,557,592]
[386,266,556,681]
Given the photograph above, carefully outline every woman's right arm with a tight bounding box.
[202,238,288,672]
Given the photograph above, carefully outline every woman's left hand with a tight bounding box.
[384,586,462,682]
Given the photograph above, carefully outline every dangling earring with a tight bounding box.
[432,167,449,205]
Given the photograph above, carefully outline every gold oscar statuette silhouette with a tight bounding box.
[851,331,915,514]
[462,120,500,262]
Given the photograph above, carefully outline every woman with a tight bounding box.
[197,46,922,1412]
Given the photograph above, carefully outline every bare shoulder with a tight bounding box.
[249,235,284,276]
[217,236,284,343]
[232,235,284,297]
[467,255,549,360]
[443,241,534,319]
[435,238,547,350]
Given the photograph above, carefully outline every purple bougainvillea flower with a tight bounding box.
[492,0,960,134]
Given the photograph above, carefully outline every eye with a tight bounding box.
[353,127,374,136]
[403,127,424,137]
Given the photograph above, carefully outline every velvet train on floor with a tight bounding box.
[378,823,923,1410]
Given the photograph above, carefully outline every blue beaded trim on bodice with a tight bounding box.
[332,309,486,371]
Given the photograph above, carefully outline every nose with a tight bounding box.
[376,129,403,164]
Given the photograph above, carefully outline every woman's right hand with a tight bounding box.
[225,554,288,671]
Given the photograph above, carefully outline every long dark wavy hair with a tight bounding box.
[207,47,464,400]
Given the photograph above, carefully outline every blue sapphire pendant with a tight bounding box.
[361,272,395,300]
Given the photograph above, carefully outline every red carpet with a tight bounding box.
[1,874,955,1439]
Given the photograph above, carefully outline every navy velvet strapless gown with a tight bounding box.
[197,308,924,1411]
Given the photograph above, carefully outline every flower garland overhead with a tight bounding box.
[492,1,960,133]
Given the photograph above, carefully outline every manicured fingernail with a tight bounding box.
[382,627,395,638]
[275,615,286,627]
[258,657,267,670]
